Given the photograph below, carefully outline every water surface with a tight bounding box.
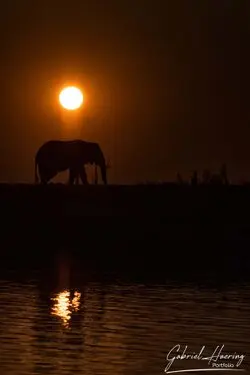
[0,265,249,375]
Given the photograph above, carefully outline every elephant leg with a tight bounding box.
[68,169,77,185]
[40,177,48,185]
[79,166,88,184]
[68,167,86,185]
[94,165,98,184]
[39,167,56,184]
[75,174,80,185]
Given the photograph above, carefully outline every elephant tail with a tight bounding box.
[34,158,39,184]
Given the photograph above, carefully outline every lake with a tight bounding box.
[0,256,249,375]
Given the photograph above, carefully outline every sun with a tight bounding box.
[59,86,84,110]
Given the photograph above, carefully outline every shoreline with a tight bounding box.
[0,183,249,219]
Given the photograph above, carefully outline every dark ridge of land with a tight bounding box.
[1,183,250,282]
[0,182,250,218]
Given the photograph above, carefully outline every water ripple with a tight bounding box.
[0,277,249,374]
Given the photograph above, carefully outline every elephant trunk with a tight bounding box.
[93,144,107,184]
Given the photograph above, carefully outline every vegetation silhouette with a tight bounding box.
[175,164,230,186]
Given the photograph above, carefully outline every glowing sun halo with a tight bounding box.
[59,86,84,110]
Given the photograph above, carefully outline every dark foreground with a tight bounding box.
[1,184,249,375]
[1,183,250,282]
[1,182,250,216]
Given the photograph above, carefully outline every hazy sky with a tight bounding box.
[0,0,249,183]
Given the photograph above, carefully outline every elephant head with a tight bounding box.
[85,142,107,184]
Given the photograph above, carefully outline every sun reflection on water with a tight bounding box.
[72,291,81,311]
[51,290,81,328]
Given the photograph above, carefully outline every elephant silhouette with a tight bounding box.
[35,140,107,185]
